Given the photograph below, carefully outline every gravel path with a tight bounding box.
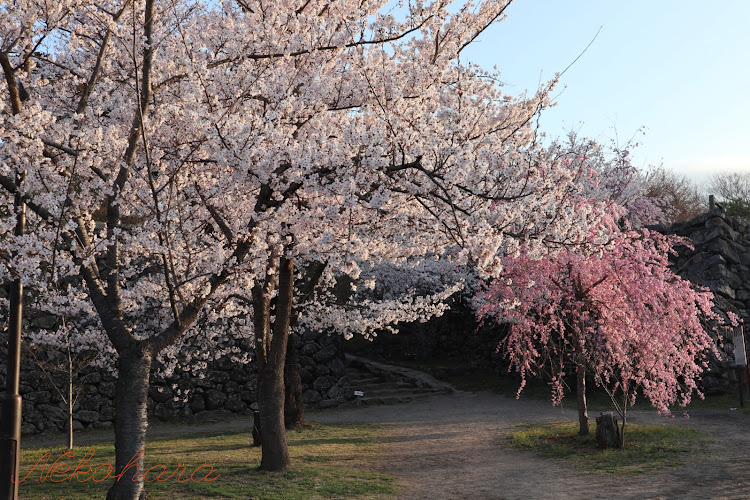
[310,391,750,500]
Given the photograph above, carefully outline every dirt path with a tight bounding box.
[310,391,750,500]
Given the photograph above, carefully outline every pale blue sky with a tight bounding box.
[459,0,750,187]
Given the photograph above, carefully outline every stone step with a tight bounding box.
[343,354,457,407]
[349,381,417,392]
[358,387,440,398]
[347,376,383,385]
[358,392,439,406]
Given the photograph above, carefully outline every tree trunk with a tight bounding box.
[282,260,326,430]
[575,357,589,436]
[258,359,290,471]
[67,347,74,450]
[284,333,304,429]
[67,375,73,451]
[258,256,294,471]
[252,410,262,447]
[107,346,153,500]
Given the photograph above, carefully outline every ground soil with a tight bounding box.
[22,389,750,499]
[311,391,750,500]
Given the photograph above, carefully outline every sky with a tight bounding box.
[458,0,750,188]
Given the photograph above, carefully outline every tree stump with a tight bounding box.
[595,412,621,449]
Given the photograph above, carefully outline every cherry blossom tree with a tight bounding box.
[546,134,672,228]
[1,0,614,497]
[476,219,726,444]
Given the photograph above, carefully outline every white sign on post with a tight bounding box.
[733,326,747,366]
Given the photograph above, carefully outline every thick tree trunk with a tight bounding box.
[282,261,326,430]
[257,256,294,471]
[575,357,589,436]
[284,334,304,429]
[258,360,290,471]
[107,346,153,500]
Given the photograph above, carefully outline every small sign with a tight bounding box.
[353,391,364,397]
[733,326,747,366]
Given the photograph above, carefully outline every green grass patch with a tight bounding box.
[510,421,708,475]
[17,422,396,499]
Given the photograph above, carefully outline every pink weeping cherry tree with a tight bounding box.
[476,211,731,446]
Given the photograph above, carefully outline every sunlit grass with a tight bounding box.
[17,422,396,499]
[510,421,708,475]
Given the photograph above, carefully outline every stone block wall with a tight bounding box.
[661,210,750,319]
[296,329,353,408]
[654,208,750,393]
[0,327,351,436]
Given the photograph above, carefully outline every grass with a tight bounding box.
[510,421,709,475]
[17,422,396,500]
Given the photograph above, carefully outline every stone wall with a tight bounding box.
[296,329,353,409]
[658,209,750,320]
[653,207,750,393]
[0,327,351,436]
